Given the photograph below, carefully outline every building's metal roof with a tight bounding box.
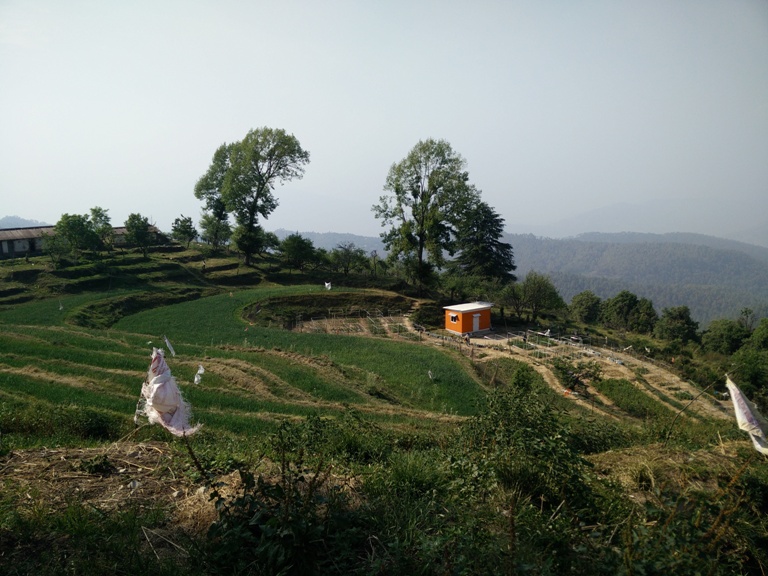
[0,225,158,242]
[0,226,54,241]
[443,301,494,312]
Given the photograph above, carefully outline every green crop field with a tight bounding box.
[0,287,484,450]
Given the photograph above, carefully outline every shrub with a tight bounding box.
[203,421,365,575]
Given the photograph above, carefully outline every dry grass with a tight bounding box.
[586,440,748,504]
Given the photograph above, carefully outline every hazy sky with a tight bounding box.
[1,0,766,239]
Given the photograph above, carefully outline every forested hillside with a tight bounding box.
[509,233,768,326]
[272,228,386,255]
[270,229,768,326]
[574,232,768,265]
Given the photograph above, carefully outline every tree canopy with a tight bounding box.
[195,127,309,264]
[89,207,113,251]
[600,290,658,333]
[654,306,699,344]
[522,271,566,323]
[497,272,564,323]
[329,242,368,276]
[569,291,601,324]
[280,233,316,272]
[44,210,107,266]
[199,210,231,249]
[52,213,100,260]
[171,215,198,248]
[701,318,749,355]
[451,200,516,282]
[373,139,475,291]
[124,213,152,257]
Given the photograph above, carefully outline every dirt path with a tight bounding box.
[466,337,731,422]
[596,348,730,420]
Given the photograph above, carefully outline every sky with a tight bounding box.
[1,0,767,241]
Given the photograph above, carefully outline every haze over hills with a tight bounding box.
[504,198,768,249]
[0,215,51,229]
[507,233,768,327]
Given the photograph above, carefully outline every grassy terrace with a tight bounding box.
[0,281,485,452]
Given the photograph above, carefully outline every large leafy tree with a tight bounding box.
[124,213,152,257]
[259,230,281,257]
[732,347,768,399]
[498,282,527,321]
[442,273,490,303]
[195,127,309,265]
[373,139,475,291]
[569,291,602,324]
[280,233,316,272]
[747,318,768,350]
[195,144,232,250]
[734,318,768,408]
[241,227,280,258]
[600,290,658,333]
[654,306,698,343]
[231,225,272,261]
[50,213,100,262]
[600,290,639,330]
[329,242,367,276]
[199,207,231,250]
[452,200,516,282]
[89,206,113,252]
[194,143,230,211]
[701,318,748,355]
[171,215,198,248]
[522,271,565,323]
[42,229,71,268]
[633,297,659,335]
[497,273,564,323]
[600,290,659,334]
[44,208,112,265]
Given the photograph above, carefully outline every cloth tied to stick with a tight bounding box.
[726,375,768,455]
[135,347,201,436]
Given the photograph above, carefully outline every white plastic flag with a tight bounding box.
[163,335,176,357]
[194,364,205,385]
[725,375,768,455]
[134,348,201,437]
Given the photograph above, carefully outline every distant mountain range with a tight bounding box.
[508,232,768,327]
[505,199,768,249]
[0,215,51,229]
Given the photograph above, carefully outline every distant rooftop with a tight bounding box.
[0,225,158,242]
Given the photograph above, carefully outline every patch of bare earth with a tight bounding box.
[0,441,363,546]
[0,442,234,539]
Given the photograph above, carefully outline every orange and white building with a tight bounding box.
[443,301,493,336]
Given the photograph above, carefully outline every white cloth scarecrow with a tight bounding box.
[134,347,201,436]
